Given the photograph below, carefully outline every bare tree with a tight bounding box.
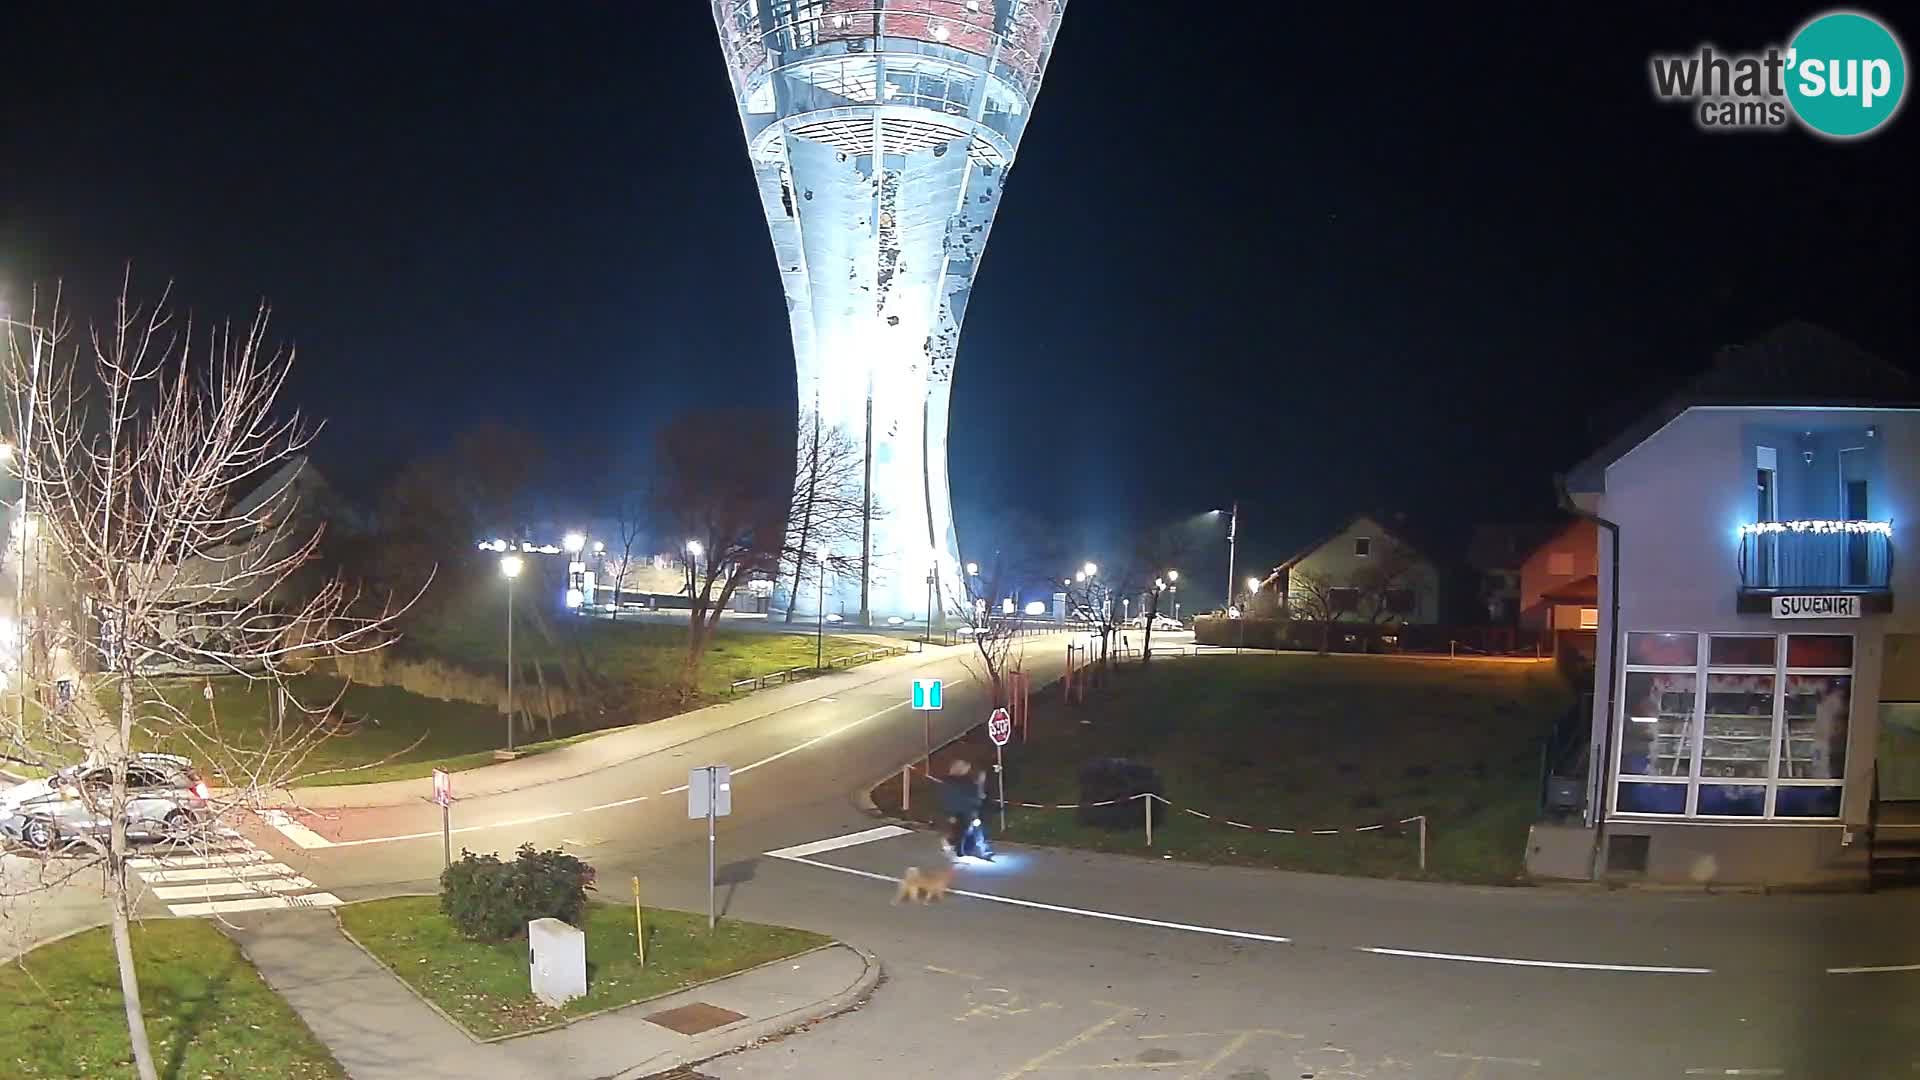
[778,409,868,623]
[652,409,788,698]
[1,277,414,1080]
[606,483,646,613]
[1063,567,1120,677]
[1284,567,1347,654]
[943,551,1028,706]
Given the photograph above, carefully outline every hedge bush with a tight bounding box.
[439,843,597,942]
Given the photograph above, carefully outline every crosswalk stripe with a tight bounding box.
[126,851,273,870]
[150,877,316,900]
[165,892,341,917]
[136,862,299,884]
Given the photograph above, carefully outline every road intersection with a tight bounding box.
[8,632,1920,1076]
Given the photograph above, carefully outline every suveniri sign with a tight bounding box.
[1772,595,1862,619]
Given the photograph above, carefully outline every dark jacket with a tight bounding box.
[940,774,984,817]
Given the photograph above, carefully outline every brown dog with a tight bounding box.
[893,865,956,904]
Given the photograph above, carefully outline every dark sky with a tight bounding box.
[2,3,1913,590]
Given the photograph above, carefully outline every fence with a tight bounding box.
[725,644,908,694]
[936,620,1062,647]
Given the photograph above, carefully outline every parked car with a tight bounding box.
[0,753,211,850]
[1124,614,1184,632]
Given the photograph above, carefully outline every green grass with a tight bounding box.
[337,896,831,1039]
[0,920,344,1079]
[884,655,1571,884]
[93,676,568,788]
[406,602,888,700]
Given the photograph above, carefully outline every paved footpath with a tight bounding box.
[221,908,878,1080]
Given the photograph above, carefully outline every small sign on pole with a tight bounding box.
[988,708,1011,832]
[912,678,943,710]
[431,768,453,868]
[689,766,731,930]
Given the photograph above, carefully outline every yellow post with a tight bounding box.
[632,875,646,966]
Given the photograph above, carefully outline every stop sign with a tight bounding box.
[987,708,1012,746]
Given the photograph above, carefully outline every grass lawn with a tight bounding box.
[94,676,572,788]
[337,896,831,1039]
[881,654,1571,884]
[0,920,343,1079]
[406,603,890,700]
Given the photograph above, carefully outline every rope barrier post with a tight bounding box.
[1143,793,1153,848]
[1416,815,1428,871]
[902,764,911,813]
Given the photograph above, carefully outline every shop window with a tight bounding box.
[1787,634,1853,669]
[1626,632,1698,667]
[1709,635,1776,667]
[1615,631,1849,821]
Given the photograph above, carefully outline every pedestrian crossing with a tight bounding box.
[128,826,341,917]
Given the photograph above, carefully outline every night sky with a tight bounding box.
[2,3,1913,593]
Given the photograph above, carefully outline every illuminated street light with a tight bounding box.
[966,562,979,576]
[592,541,605,554]
[500,554,523,753]
[1074,571,1085,583]
[563,532,585,554]
[686,539,703,558]
[1083,562,1097,577]
[1167,569,1179,582]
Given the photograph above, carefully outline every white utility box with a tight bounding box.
[528,917,587,1007]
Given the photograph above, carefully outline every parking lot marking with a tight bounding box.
[1360,946,1711,974]
[766,851,1291,943]
[998,1002,1139,1079]
[1827,962,1920,973]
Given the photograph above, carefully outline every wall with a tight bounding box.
[1286,516,1443,625]
[1518,520,1598,630]
[1578,406,1920,881]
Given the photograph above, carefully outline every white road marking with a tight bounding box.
[166,892,342,917]
[732,702,910,778]
[1684,1069,1784,1076]
[578,795,648,813]
[767,852,1291,944]
[136,862,305,884]
[1827,962,1920,974]
[765,825,912,860]
[1360,946,1711,974]
[259,809,335,849]
[126,850,273,870]
[151,877,316,900]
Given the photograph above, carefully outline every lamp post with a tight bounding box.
[563,532,586,612]
[500,554,524,753]
[684,539,703,602]
[815,550,827,670]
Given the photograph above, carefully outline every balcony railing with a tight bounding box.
[1737,521,1893,592]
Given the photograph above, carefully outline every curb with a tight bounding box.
[0,917,111,966]
[607,943,882,1080]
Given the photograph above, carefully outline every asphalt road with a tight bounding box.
[12,631,1920,1077]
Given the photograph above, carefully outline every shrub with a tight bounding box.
[1076,757,1164,830]
[439,844,597,942]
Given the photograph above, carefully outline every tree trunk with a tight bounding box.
[785,412,820,624]
[109,669,159,1080]
[533,659,556,740]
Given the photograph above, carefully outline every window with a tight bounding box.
[1578,607,1599,630]
[1613,631,1851,819]
[1548,552,1574,576]
[1353,537,1371,557]
[1328,587,1360,612]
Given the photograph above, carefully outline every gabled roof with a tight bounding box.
[1540,574,1599,604]
[1467,521,1569,573]
[1271,512,1433,575]
[1566,322,1919,494]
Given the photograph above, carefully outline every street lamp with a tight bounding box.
[499,554,524,753]
[562,532,585,554]
[966,561,979,576]
[814,549,827,670]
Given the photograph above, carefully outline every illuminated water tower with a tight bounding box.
[711,1,1070,623]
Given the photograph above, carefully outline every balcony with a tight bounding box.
[1736,520,1893,613]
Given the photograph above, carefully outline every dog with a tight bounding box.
[893,864,956,905]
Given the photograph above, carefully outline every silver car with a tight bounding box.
[0,753,211,850]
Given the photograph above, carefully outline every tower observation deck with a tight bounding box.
[711,1,1069,623]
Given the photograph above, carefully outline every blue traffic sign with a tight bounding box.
[912,678,943,710]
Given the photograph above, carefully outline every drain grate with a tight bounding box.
[643,1001,747,1036]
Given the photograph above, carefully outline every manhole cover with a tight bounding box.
[644,1002,747,1035]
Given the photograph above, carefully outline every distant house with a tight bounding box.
[1270,513,1442,626]
[1518,519,1600,662]
[1467,523,1565,624]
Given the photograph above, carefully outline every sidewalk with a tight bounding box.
[279,640,980,809]
[223,908,880,1080]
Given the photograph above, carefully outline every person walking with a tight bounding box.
[939,760,984,858]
